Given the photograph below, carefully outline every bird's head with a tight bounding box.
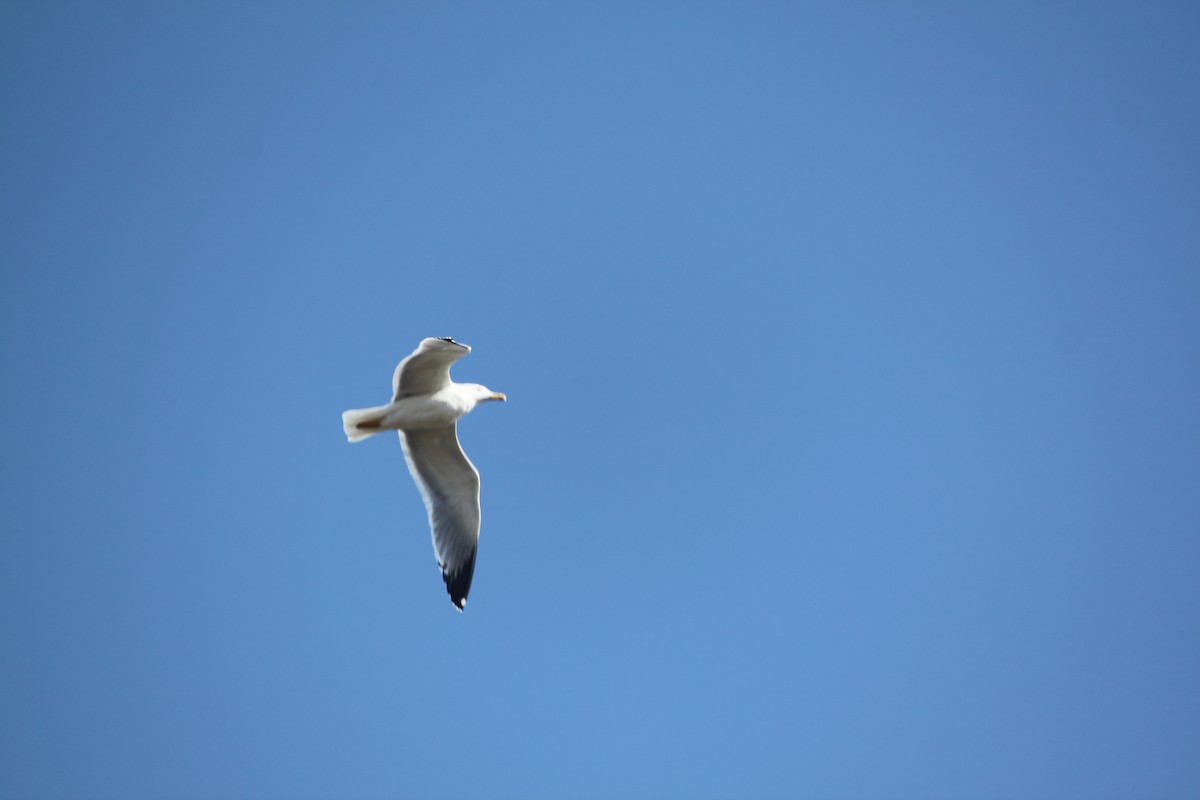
[470,384,507,404]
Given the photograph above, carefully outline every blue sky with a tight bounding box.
[2,2,1199,798]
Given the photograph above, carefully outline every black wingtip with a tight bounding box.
[435,336,469,350]
[444,547,478,611]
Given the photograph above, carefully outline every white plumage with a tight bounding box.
[342,337,505,610]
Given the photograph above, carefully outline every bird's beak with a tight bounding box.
[489,392,507,402]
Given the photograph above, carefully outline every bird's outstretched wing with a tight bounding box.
[398,424,481,609]
[393,337,470,401]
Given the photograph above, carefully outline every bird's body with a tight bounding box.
[342,337,505,610]
[343,385,496,440]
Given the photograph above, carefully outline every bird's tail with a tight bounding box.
[342,405,390,443]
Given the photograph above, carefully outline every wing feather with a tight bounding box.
[392,337,470,400]
[398,424,481,609]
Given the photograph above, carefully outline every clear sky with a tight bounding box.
[2,3,1198,798]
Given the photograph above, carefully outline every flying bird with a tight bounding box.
[342,337,505,610]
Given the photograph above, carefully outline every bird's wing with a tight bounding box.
[393,337,471,400]
[399,424,481,610]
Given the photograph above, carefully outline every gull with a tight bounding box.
[342,337,505,610]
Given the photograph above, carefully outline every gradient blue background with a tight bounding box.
[2,3,1199,798]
